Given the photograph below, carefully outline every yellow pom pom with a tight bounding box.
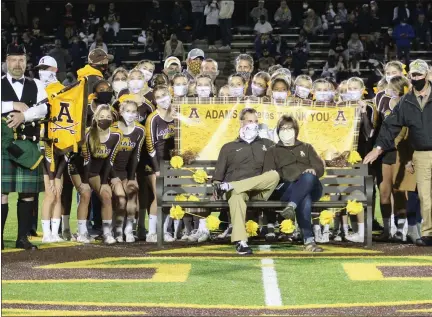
[175,194,188,201]
[188,195,200,202]
[245,220,259,237]
[192,169,208,184]
[280,219,295,234]
[319,195,331,202]
[206,215,221,231]
[319,210,335,225]
[347,151,362,165]
[170,205,185,220]
[170,156,184,169]
[373,87,378,94]
[346,199,363,215]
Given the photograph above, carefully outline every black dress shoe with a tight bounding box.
[15,237,38,250]
[415,236,432,247]
[1,240,4,250]
[28,229,38,237]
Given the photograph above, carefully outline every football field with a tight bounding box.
[2,194,432,316]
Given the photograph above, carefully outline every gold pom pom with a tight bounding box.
[319,195,331,202]
[347,151,362,165]
[346,200,363,215]
[206,215,221,231]
[245,220,259,237]
[319,210,335,225]
[170,205,185,220]
[175,194,188,201]
[193,169,208,184]
[280,219,295,234]
[170,156,184,169]
[188,195,200,202]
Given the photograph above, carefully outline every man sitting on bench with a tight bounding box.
[213,108,280,255]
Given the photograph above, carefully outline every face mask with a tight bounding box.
[237,71,251,81]
[38,70,57,86]
[156,95,171,109]
[196,86,211,98]
[279,129,296,145]
[411,77,426,91]
[96,91,113,104]
[229,86,244,97]
[97,119,112,130]
[315,91,334,102]
[188,59,202,76]
[346,90,362,101]
[121,112,137,126]
[112,80,127,94]
[141,69,153,82]
[128,79,145,93]
[251,84,265,96]
[273,91,288,100]
[385,89,398,98]
[340,93,351,101]
[385,75,395,83]
[239,123,258,143]
[295,86,311,99]
[173,85,187,97]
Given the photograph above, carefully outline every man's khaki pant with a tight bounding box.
[412,151,432,237]
[226,171,280,242]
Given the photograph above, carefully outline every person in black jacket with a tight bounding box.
[263,115,325,252]
[213,108,279,255]
[364,59,432,247]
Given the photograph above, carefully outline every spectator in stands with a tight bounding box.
[200,58,220,85]
[49,39,71,82]
[291,34,310,76]
[322,55,345,80]
[274,1,292,32]
[204,0,220,50]
[183,48,205,81]
[255,33,274,59]
[393,1,410,25]
[414,13,431,50]
[79,18,96,46]
[146,1,165,27]
[191,0,206,40]
[103,3,120,37]
[219,0,235,49]
[41,5,57,34]
[142,32,159,61]
[89,35,108,53]
[322,2,336,34]
[63,3,76,28]
[137,28,147,46]
[347,32,364,61]
[335,2,348,23]
[358,4,373,35]
[172,1,188,32]
[393,17,415,64]
[21,32,41,65]
[62,26,76,48]
[383,27,396,62]
[69,36,88,74]
[343,13,358,40]
[212,108,279,255]
[164,34,185,61]
[254,15,273,36]
[1,3,10,28]
[30,17,42,38]
[365,33,383,60]
[302,9,322,38]
[250,0,268,24]
[235,54,254,96]
[329,29,349,61]
[163,56,182,81]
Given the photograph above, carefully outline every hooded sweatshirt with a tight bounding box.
[77,64,104,95]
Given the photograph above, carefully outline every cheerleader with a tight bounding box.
[195,74,214,98]
[228,73,246,98]
[111,67,128,97]
[293,75,313,100]
[312,79,336,103]
[270,78,290,102]
[172,73,189,98]
[250,71,270,99]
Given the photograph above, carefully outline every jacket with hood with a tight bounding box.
[77,64,104,95]
[263,140,325,182]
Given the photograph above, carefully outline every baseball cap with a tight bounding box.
[88,48,114,65]
[35,56,58,69]
[187,48,205,60]
[409,59,429,75]
[164,56,181,69]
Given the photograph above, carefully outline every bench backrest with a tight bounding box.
[160,160,369,202]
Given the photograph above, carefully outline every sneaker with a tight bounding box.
[180,231,190,241]
[313,227,324,243]
[345,233,364,243]
[115,235,124,243]
[304,242,323,252]
[62,229,72,241]
[125,233,135,243]
[375,232,391,242]
[42,234,54,243]
[76,233,93,244]
[217,225,232,240]
[164,232,175,242]
[235,240,253,255]
[188,229,210,243]
[333,231,343,242]
[265,232,277,242]
[321,230,330,243]
[51,234,65,243]
[279,204,295,220]
[103,234,116,245]
[146,233,157,243]
[372,219,384,232]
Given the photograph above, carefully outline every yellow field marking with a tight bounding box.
[131,255,432,260]
[149,244,380,255]
[3,299,432,311]
[398,308,432,313]
[343,262,432,281]
[1,241,82,253]
[2,309,147,316]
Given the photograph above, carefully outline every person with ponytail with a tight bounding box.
[145,85,176,243]
[87,80,115,127]
[69,104,122,244]
[111,100,145,243]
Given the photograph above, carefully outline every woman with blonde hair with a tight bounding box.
[111,67,129,97]
[293,75,313,99]
[250,71,271,98]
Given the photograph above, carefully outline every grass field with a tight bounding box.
[2,193,432,316]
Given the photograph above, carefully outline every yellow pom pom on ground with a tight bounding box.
[280,219,295,234]
[245,220,259,237]
[347,151,362,165]
[319,195,331,202]
[206,215,221,231]
[193,169,208,184]
[170,156,184,169]
[188,195,200,202]
[175,194,188,201]
[319,210,335,225]
[170,205,185,220]
[346,200,363,215]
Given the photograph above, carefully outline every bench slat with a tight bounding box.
[322,186,365,194]
[320,177,364,185]
[161,201,365,209]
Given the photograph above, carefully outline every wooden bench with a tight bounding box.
[156,160,374,248]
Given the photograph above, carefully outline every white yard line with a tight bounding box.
[261,258,283,307]
[258,245,272,252]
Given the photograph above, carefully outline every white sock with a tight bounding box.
[125,217,134,235]
[383,218,391,235]
[149,215,157,234]
[115,217,124,235]
[313,224,321,232]
[323,224,330,232]
[358,223,365,237]
[132,217,137,231]
[198,218,207,231]
[51,218,61,236]
[163,216,171,233]
[62,215,70,231]
[41,220,51,237]
[77,220,88,235]
[343,224,349,235]
[102,220,112,236]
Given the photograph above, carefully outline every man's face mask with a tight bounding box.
[196,86,211,98]
[240,123,259,143]
[411,76,427,91]
[238,71,251,81]
[38,70,57,86]
[188,59,202,76]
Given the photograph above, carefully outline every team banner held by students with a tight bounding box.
[176,99,362,161]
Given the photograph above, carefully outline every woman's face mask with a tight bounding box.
[239,123,259,143]
[346,89,362,101]
[96,91,113,104]
[97,119,112,130]
[279,128,296,145]
[196,86,211,98]
[315,91,334,102]
[128,79,145,94]
[251,84,265,97]
[141,69,153,82]
[121,112,137,126]
[272,91,288,100]
[385,88,399,98]
[229,86,244,97]
[295,86,311,99]
[39,70,57,86]
[173,85,187,97]
[112,80,127,94]
[156,95,171,109]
